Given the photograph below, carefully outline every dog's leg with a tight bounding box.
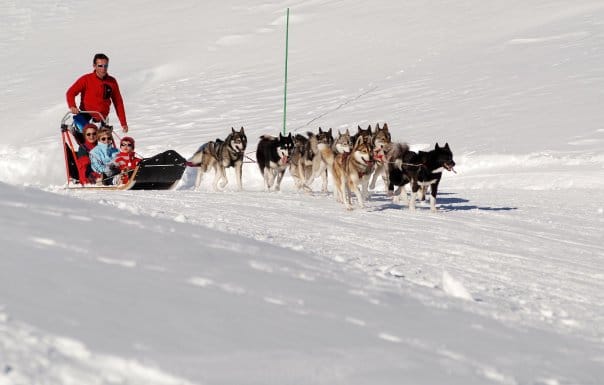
[429,182,439,212]
[211,164,221,191]
[361,174,371,200]
[300,166,313,193]
[331,173,340,203]
[409,181,419,211]
[274,169,286,191]
[234,161,243,191]
[263,168,272,191]
[306,155,321,186]
[349,178,364,209]
[418,185,426,202]
[382,170,390,194]
[303,164,314,193]
[218,168,228,189]
[195,168,204,190]
[299,163,313,192]
[320,164,328,193]
[369,164,383,190]
[392,186,404,204]
[343,181,353,210]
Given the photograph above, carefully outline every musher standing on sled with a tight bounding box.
[66,53,129,134]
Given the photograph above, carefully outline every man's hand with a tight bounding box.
[70,107,79,114]
[122,124,128,133]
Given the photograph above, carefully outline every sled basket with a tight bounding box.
[124,150,186,190]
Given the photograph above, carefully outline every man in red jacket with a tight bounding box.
[66,53,129,133]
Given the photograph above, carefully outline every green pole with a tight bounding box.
[283,8,290,135]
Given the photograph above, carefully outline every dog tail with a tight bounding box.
[187,147,205,166]
[386,142,410,169]
[187,142,216,166]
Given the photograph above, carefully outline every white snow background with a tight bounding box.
[1,1,604,384]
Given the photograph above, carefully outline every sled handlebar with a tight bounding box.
[61,110,107,126]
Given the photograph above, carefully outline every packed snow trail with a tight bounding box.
[54,175,604,345]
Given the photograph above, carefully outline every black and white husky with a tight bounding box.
[188,127,247,191]
[387,142,456,211]
[369,123,392,192]
[256,132,294,191]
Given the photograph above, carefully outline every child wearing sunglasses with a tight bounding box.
[112,136,142,184]
[89,127,119,184]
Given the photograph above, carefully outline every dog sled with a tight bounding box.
[60,111,186,190]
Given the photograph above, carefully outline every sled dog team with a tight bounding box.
[187,124,456,211]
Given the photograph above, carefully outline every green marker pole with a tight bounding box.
[283,8,290,135]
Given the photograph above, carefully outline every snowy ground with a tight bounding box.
[2,0,604,384]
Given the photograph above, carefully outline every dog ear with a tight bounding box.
[288,132,292,139]
[435,142,440,149]
[239,126,245,135]
[328,127,332,136]
[444,142,450,149]
[357,125,362,133]
[383,123,389,132]
[375,123,380,130]
[232,127,236,134]
[355,134,364,147]
[318,127,323,134]
[367,124,372,132]
[345,128,350,135]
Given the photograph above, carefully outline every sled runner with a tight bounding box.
[60,111,186,190]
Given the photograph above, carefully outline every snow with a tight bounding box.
[2,0,604,384]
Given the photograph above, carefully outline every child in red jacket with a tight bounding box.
[112,136,142,185]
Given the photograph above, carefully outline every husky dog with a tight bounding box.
[309,127,334,192]
[332,128,352,155]
[351,125,372,145]
[289,133,315,192]
[188,127,247,191]
[256,132,295,191]
[387,142,456,212]
[289,128,335,193]
[320,135,374,209]
[350,125,376,199]
[369,123,392,192]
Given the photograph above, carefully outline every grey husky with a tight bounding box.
[289,127,335,193]
[289,133,316,192]
[333,128,353,155]
[319,134,374,209]
[188,127,247,191]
